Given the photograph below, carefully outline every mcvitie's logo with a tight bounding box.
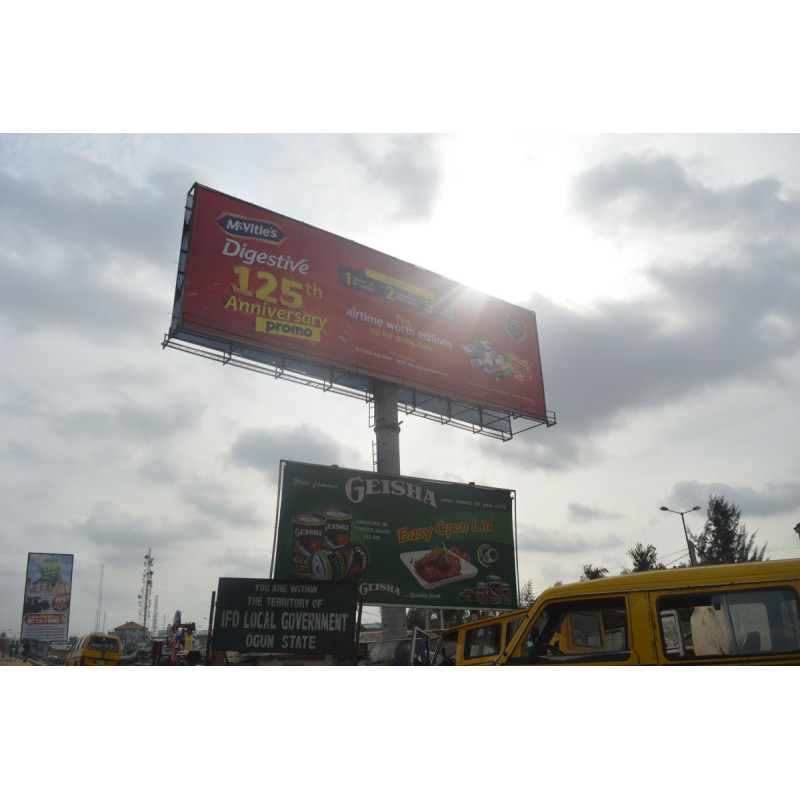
[506,314,527,342]
[216,213,286,244]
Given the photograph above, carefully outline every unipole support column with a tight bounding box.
[373,380,407,641]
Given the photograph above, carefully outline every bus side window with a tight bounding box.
[525,597,628,659]
[506,617,524,644]
[465,623,502,659]
[657,588,800,659]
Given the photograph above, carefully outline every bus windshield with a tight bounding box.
[87,636,120,652]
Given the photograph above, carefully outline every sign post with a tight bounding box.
[373,380,406,641]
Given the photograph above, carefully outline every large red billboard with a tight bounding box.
[168,184,549,424]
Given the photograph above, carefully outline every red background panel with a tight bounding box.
[175,185,547,421]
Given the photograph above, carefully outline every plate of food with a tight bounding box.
[401,545,479,590]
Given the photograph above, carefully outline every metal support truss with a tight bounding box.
[162,334,556,441]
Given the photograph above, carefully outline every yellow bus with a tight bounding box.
[495,559,800,665]
[432,609,528,665]
[65,634,122,666]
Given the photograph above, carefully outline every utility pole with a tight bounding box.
[660,506,701,566]
[94,564,104,633]
[373,381,407,641]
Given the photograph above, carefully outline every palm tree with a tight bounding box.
[624,542,665,572]
[580,564,609,581]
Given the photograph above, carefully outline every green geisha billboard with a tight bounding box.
[272,461,518,610]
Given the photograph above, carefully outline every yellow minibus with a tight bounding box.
[65,634,122,666]
[432,609,528,665]
[495,559,800,665]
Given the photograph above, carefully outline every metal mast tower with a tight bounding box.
[152,595,159,637]
[138,549,154,632]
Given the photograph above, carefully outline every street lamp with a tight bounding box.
[660,505,702,566]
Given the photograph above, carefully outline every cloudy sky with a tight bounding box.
[2,132,799,642]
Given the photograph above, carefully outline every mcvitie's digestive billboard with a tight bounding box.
[167,184,550,433]
[273,461,518,610]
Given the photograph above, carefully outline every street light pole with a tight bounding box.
[660,505,702,566]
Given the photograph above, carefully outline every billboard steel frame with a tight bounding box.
[164,183,556,441]
[162,334,555,441]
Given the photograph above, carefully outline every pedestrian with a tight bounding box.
[22,641,30,663]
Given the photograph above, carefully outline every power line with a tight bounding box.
[662,551,690,568]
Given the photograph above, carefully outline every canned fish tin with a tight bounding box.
[291,551,311,578]
[501,581,511,605]
[477,544,499,566]
[310,543,370,582]
[291,513,326,577]
[310,548,349,581]
[487,574,502,605]
[321,507,352,549]
[458,587,475,604]
[348,543,370,578]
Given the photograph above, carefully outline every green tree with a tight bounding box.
[518,579,536,607]
[623,542,665,573]
[406,607,427,630]
[580,564,608,581]
[691,495,767,564]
